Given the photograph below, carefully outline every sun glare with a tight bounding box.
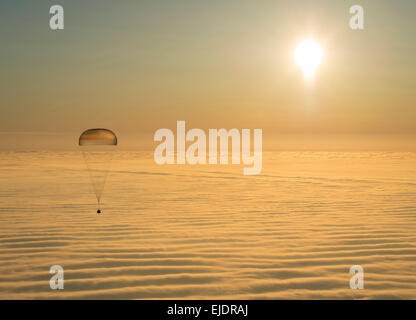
[294,39,323,79]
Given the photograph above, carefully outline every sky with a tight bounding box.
[1,0,415,150]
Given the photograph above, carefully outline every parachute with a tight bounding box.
[79,128,117,213]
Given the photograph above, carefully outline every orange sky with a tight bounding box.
[1,1,415,150]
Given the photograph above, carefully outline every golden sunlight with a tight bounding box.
[294,39,323,79]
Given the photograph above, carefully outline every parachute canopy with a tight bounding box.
[79,128,117,213]
[79,128,117,146]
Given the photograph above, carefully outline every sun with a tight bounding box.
[294,39,323,79]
